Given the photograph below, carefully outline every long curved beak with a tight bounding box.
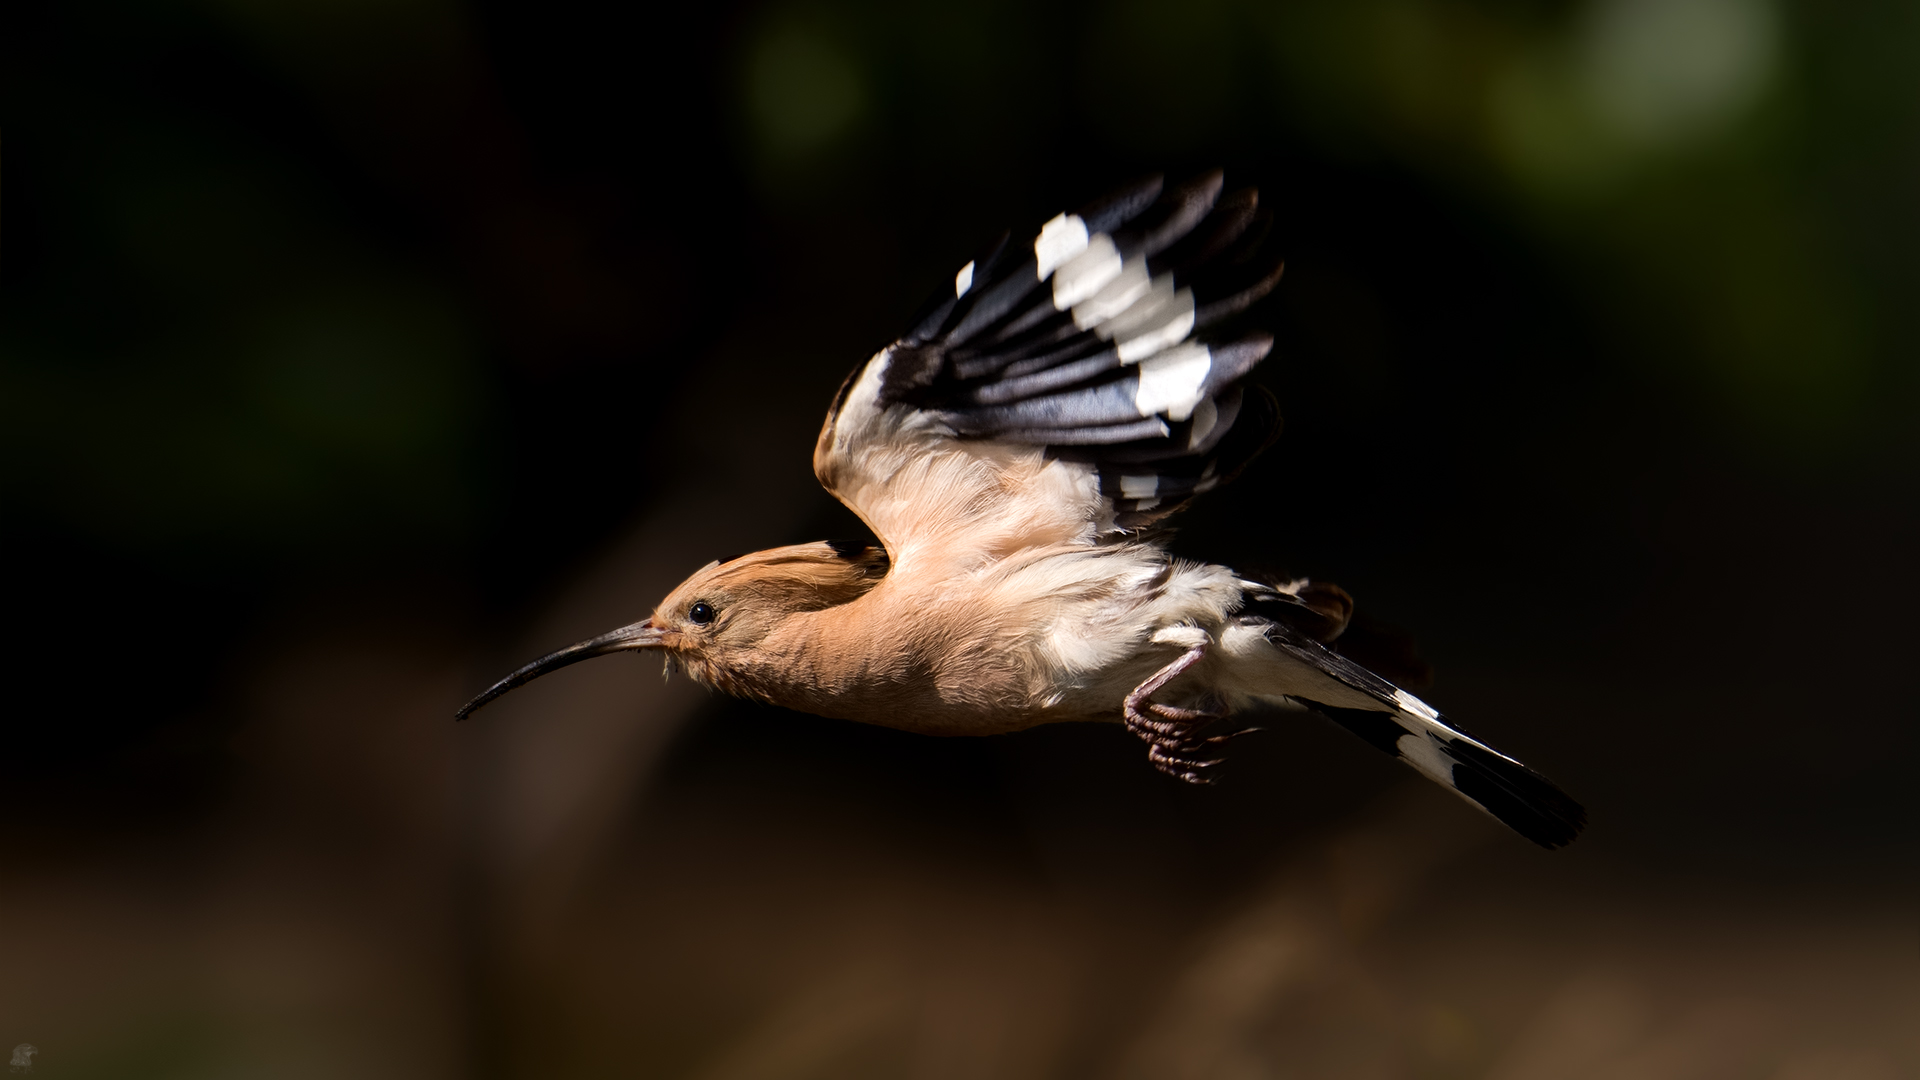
[456,619,665,720]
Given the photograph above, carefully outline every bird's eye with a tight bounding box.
[688,601,716,626]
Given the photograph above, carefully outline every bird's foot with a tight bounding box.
[1123,642,1256,785]
[1130,708,1259,784]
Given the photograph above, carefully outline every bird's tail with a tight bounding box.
[1308,691,1588,850]
[1234,590,1586,849]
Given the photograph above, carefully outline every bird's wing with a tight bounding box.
[814,172,1285,560]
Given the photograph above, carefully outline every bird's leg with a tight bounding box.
[1124,642,1253,785]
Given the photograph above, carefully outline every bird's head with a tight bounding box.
[455,540,889,719]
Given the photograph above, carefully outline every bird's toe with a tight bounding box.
[1146,701,1225,723]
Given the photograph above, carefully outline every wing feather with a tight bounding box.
[816,171,1284,557]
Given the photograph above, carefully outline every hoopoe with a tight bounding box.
[459,172,1586,849]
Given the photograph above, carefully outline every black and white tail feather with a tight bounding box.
[819,172,1586,849]
[1246,586,1586,849]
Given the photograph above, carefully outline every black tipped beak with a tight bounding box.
[456,620,665,721]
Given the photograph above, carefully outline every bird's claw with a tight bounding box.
[1126,708,1235,784]
[1123,705,1217,738]
[1123,641,1250,785]
[1147,702,1224,723]
[1146,741,1224,785]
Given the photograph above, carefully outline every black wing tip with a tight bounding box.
[1078,172,1168,233]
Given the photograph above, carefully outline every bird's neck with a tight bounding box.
[701,588,1037,733]
[712,600,906,714]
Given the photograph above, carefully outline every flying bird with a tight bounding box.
[459,172,1586,849]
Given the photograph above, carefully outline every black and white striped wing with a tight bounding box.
[815,173,1285,555]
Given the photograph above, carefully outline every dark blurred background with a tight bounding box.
[3,0,1917,1075]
